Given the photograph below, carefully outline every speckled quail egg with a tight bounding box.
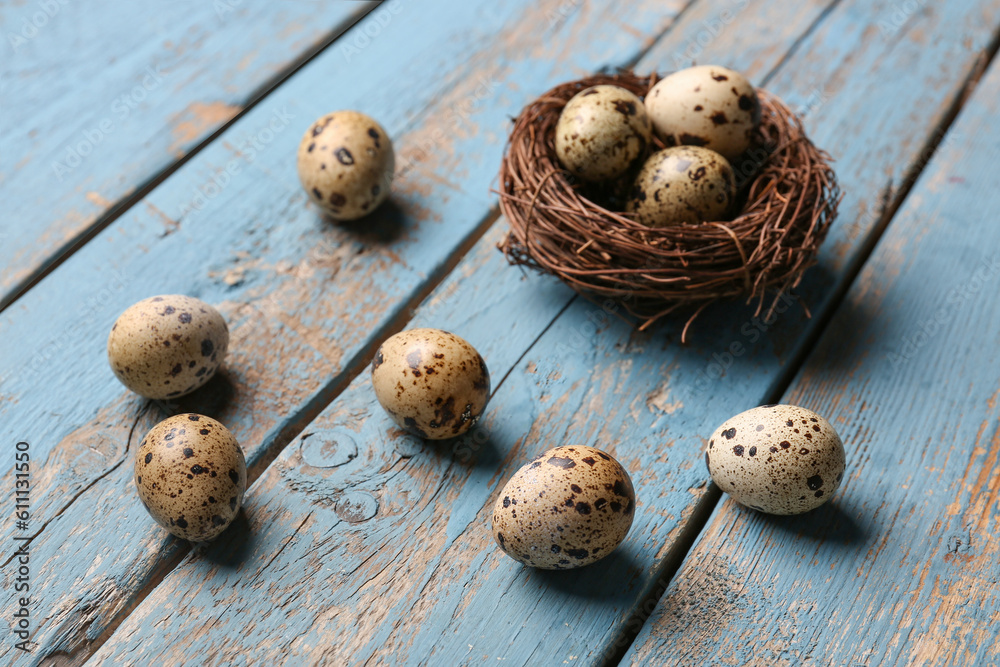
[297,110,394,220]
[704,404,846,515]
[492,445,635,569]
[371,328,490,440]
[646,65,761,160]
[626,146,734,226]
[554,85,652,182]
[108,295,229,400]
[134,414,247,541]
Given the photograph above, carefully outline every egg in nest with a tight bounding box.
[645,65,761,160]
[554,85,651,182]
[627,146,734,226]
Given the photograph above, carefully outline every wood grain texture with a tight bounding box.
[626,33,1000,667]
[86,1,1000,665]
[0,0,690,664]
[0,0,376,310]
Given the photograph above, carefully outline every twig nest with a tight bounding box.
[497,71,840,340]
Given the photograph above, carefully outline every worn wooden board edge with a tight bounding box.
[625,14,1000,667]
[80,1,1000,665]
[0,1,379,311]
[0,0,694,664]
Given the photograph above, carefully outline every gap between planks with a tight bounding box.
[0,3,379,316]
[597,16,1000,667]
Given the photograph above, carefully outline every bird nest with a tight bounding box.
[497,72,841,341]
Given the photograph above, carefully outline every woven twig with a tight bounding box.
[497,72,840,341]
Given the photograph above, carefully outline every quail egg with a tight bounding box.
[645,65,761,160]
[626,146,734,226]
[554,85,652,182]
[705,404,846,515]
[134,413,247,541]
[492,445,635,569]
[371,328,490,440]
[108,295,229,400]
[297,110,394,220]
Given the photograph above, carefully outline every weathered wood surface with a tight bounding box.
[0,0,694,664]
[0,1,376,310]
[84,1,1000,665]
[625,36,1000,667]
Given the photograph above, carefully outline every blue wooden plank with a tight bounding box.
[0,0,376,309]
[626,31,1000,666]
[0,0,692,663]
[87,222,574,666]
[83,1,1000,665]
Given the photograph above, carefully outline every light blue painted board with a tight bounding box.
[0,0,692,663]
[627,32,1000,667]
[86,222,581,666]
[0,0,376,309]
[86,1,1000,665]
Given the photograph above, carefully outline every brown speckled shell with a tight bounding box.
[554,85,652,182]
[107,295,229,400]
[626,146,734,227]
[492,445,635,569]
[705,404,846,515]
[645,65,761,160]
[370,328,490,440]
[297,110,394,221]
[134,414,247,541]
